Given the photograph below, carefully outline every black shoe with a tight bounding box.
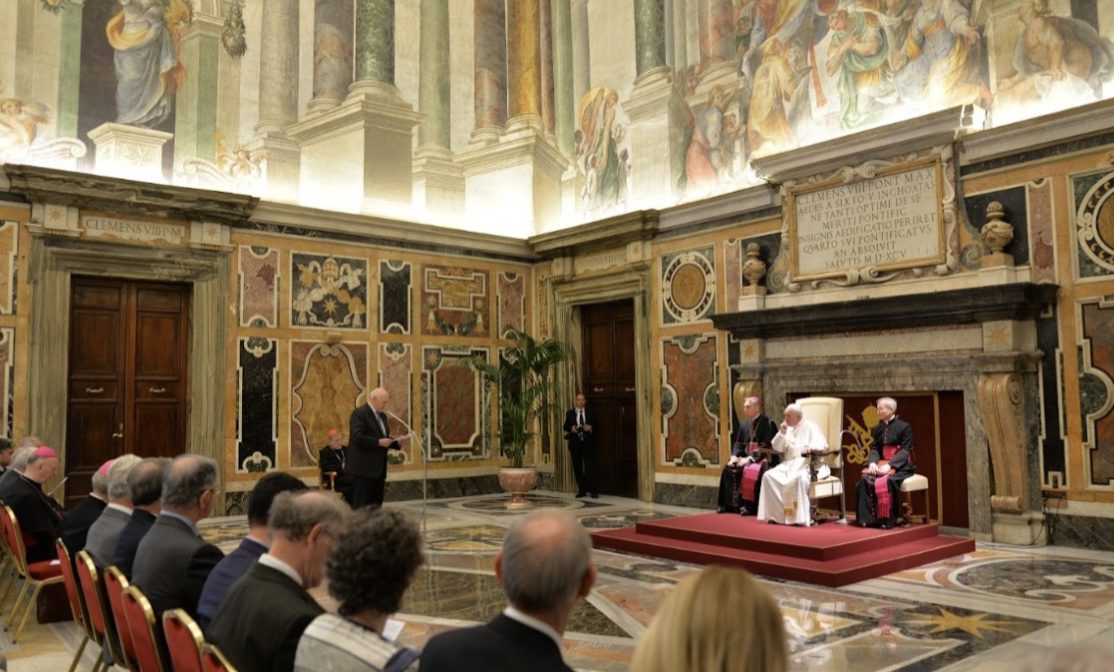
[591,493,599,499]
[575,492,586,498]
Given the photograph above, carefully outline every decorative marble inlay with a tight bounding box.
[379,342,413,466]
[0,222,17,316]
[422,265,490,336]
[421,346,488,461]
[1072,169,1114,279]
[0,328,12,439]
[291,342,368,468]
[660,333,719,466]
[536,271,550,339]
[496,271,525,338]
[1028,179,1056,283]
[723,238,741,308]
[236,337,278,473]
[661,247,715,325]
[291,252,368,329]
[238,246,279,327]
[379,259,412,334]
[1077,298,1114,487]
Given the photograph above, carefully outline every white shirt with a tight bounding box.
[503,606,563,651]
[577,409,585,426]
[259,553,303,587]
[107,502,133,516]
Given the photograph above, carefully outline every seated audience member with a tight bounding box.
[0,440,41,493]
[131,454,224,621]
[0,437,13,474]
[0,446,64,563]
[295,509,424,672]
[112,457,169,577]
[83,454,143,567]
[757,403,827,526]
[419,509,598,672]
[197,471,308,627]
[717,396,778,515]
[58,458,113,554]
[318,429,355,503]
[207,491,349,672]
[630,565,788,672]
[856,397,916,529]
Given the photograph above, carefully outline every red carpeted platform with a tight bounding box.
[590,513,974,587]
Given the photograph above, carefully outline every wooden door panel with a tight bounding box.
[585,321,613,384]
[72,283,123,309]
[134,404,180,457]
[66,403,120,507]
[617,318,635,384]
[69,311,123,376]
[134,314,181,376]
[581,300,638,498]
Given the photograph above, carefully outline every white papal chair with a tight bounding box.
[795,397,849,524]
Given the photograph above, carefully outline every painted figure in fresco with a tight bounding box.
[825,9,892,129]
[888,0,990,108]
[997,0,1114,108]
[685,85,741,196]
[576,87,628,216]
[0,98,50,157]
[107,0,192,127]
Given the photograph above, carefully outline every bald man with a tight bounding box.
[348,388,402,508]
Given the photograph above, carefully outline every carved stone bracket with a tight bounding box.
[977,372,1027,514]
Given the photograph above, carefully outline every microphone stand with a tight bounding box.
[385,410,427,537]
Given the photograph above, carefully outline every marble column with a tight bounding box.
[670,0,688,74]
[570,0,591,106]
[175,14,222,166]
[539,0,556,136]
[248,0,301,200]
[414,0,464,214]
[551,0,575,156]
[507,0,542,127]
[472,0,508,145]
[308,0,355,112]
[634,0,667,77]
[352,0,395,94]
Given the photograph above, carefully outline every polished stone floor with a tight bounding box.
[5,492,1114,671]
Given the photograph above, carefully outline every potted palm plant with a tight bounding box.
[472,329,568,509]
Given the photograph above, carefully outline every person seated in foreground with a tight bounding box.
[58,458,112,555]
[318,429,355,503]
[295,508,424,672]
[717,396,778,515]
[0,446,64,563]
[756,403,827,526]
[629,565,788,672]
[0,437,42,491]
[112,457,169,577]
[207,491,349,672]
[84,454,143,567]
[418,509,598,672]
[855,397,916,529]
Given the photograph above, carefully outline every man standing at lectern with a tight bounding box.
[564,393,598,499]
[348,388,402,509]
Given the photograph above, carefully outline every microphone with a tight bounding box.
[385,410,414,441]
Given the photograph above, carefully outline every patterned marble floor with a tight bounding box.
[4,492,1114,671]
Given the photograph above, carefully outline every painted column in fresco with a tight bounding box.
[418,0,451,150]
[551,0,575,156]
[634,0,668,77]
[570,0,592,106]
[539,0,556,135]
[670,0,688,75]
[56,0,84,139]
[697,0,734,66]
[175,17,222,166]
[507,0,542,124]
[309,0,355,112]
[472,0,508,142]
[352,0,395,92]
[257,0,300,133]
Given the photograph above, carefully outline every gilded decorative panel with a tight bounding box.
[1072,169,1114,280]
[236,337,277,473]
[238,246,279,327]
[497,271,525,337]
[379,342,414,466]
[421,346,489,461]
[660,333,720,467]
[379,259,411,334]
[0,222,17,315]
[1078,299,1114,487]
[291,253,368,328]
[661,247,715,325]
[290,342,368,469]
[421,265,490,336]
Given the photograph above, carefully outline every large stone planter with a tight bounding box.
[498,467,539,510]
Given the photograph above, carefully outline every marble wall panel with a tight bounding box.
[1078,300,1114,487]
[0,328,11,438]
[238,246,279,327]
[536,270,550,339]
[421,265,490,337]
[0,222,16,315]
[421,346,489,461]
[379,342,414,466]
[291,252,368,328]
[1071,169,1114,280]
[237,337,277,473]
[723,238,741,308]
[1028,179,1056,283]
[290,342,368,469]
[496,271,525,337]
[661,246,715,325]
[379,259,412,334]
[1037,315,1066,488]
[660,333,720,466]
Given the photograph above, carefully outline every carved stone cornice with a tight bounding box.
[529,209,658,258]
[657,184,779,233]
[4,164,258,225]
[960,96,1114,166]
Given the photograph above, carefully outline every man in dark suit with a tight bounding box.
[317,429,354,503]
[112,458,168,578]
[206,491,348,672]
[348,387,402,508]
[419,509,597,672]
[562,393,598,498]
[196,471,307,628]
[856,396,917,529]
[58,458,112,554]
[716,396,779,515]
[0,446,64,563]
[131,454,224,622]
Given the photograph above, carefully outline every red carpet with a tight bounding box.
[590,513,975,587]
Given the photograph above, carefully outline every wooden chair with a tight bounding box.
[56,541,101,672]
[162,609,205,672]
[75,550,128,668]
[796,397,848,524]
[199,643,238,672]
[0,504,63,641]
[121,584,167,672]
[900,473,931,524]
[103,566,140,672]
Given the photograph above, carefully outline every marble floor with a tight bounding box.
[4,492,1114,671]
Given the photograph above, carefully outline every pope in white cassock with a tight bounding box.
[757,403,828,526]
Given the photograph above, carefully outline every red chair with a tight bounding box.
[56,541,99,672]
[0,504,63,641]
[103,566,139,672]
[162,609,204,672]
[120,583,167,672]
[200,643,238,672]
[75,550,128,668]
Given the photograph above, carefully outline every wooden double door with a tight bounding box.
[65,277,190,506]
[580,300,638,498]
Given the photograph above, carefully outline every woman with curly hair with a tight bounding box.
[294,509,425,672]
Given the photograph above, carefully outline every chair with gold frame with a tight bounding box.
[163,608,205,672]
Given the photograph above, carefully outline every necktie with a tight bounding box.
[376,411,387,435]
[578,409,584,426]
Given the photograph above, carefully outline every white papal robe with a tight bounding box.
[757,418,828,525]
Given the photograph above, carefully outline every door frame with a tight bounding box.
[28,234,229,496]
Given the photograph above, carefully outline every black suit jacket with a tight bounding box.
[731,415,779,459]
[868,417,916,476]
[318,446,346,478]
[0,474,64,563]
[563,408,598,448]
[348,404,399,479]
[112,508,158,578]
[58,495,107,555]
[418,613,572,672]
[205,562,324,672]
[130,514,224,621]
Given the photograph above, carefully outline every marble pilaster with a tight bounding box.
[472,0,508,144]
[175,15,222,166]
[551,0,575,156]
[507,0,542,123]
[308,0,355,113]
